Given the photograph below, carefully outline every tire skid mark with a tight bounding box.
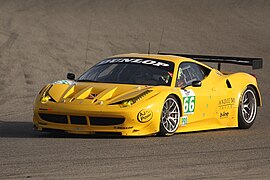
[0,32,18,54]
[18,61,38,104]
[0,32,19,101]
[14,0,70,13]
[42,25,81,71]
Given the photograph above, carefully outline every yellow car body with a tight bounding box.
[33,53,262,136]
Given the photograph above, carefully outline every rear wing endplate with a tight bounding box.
[158,52,263,70]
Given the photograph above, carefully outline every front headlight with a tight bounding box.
[120,100,135,107]
[41,95,51,104]
[115,90,152,108]
[39,84,55,103]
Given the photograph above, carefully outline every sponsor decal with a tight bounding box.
[180,89,196,115]
[98,58,170,67]
[220,112,229,119]
[219,98,235,105]
[53,80,73,85]
[137,109,153,123]
[218,97,235,109]
[181,116,188,126]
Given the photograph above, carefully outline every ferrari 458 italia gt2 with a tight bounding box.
[33,53,263,136]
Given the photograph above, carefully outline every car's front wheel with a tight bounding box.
[159,95,180,136]
[238,86,257,129]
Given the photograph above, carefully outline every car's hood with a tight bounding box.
[45,81,159,105]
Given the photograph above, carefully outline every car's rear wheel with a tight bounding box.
[159,95,180,136]
[238,87,257,129]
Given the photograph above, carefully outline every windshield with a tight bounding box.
[78,57,174,86]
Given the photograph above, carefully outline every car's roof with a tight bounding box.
[109,53,213,69]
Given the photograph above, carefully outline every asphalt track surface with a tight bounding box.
[0,0,270,179]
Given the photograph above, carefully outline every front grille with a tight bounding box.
[70,116,87,125]
[39,114,68,124]
[89,117,125,126]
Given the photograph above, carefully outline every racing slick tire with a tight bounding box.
[238,86,257,129]
[159,95,180,136]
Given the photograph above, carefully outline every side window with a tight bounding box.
[176,62,210,87]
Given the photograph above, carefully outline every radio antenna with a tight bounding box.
[148,42,151,55]
[157,27,165,54]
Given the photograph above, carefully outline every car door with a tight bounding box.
[176,62,218,127]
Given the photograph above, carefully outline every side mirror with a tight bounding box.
[192,80,202,87]
[67,73,75,80]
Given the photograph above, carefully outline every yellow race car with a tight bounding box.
[33,53,263,136]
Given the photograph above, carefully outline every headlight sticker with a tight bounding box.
[53,80,73,85]
[137,109,153,123]
[115,90,152,107]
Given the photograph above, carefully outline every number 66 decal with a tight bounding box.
[181,90,196,114]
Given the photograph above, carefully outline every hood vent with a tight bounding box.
[88,94,97,99]
[47,83,152,104]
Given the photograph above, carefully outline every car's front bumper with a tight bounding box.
[33,102,161,136]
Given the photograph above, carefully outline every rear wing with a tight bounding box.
[158,52,263,70]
